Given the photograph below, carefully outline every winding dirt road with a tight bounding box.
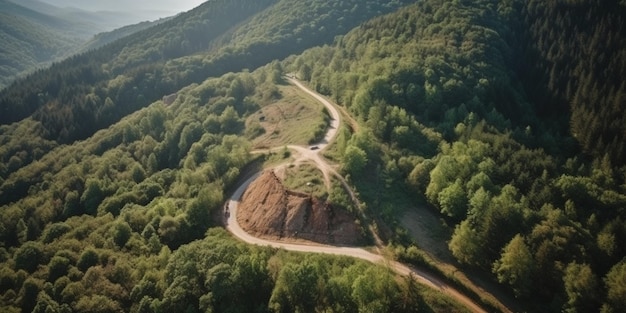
[224,78,487,313]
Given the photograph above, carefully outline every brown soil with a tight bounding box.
[237,170,363,245]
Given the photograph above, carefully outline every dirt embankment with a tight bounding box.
[237,171,363,245]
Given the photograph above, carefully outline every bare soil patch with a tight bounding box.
[237,171,363,245]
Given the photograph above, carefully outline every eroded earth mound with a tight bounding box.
[237,171,363,245]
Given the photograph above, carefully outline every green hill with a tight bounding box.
[0,0,411,153]
[0,0,625,312]
[0,0,89,89]
[0,0,169,90]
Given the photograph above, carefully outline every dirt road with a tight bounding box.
[224,78,488,313]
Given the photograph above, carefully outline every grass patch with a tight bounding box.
[246,85,328,148]
[282,162,327,198]
[322,123,351,163]
[418,284,474,313]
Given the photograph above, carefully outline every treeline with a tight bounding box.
[286,0,626,312]
[77,18,169,54]
[0,67,259,312]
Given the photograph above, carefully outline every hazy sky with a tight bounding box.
[40,0,207,16]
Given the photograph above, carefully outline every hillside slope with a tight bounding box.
[0,0,412,187]
[1,0,624,312]
[0,54,452,313]
[78,18,170,53]
[520,0,626,165]
[285,0,626,311]
[0,0,90,89]
[0,0,411,136]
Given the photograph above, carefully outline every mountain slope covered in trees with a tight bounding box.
[0,0,625,312]
[520,0,626,166]
[0,0,414,208]
[0,50,464,313]
[0,0,410,144]
[0,0,159,90]
[78,18,171,54]
[0,0,89,89]
[285,0,626,312]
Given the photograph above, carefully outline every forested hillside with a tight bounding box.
[0,57,463,313]
[0,0,88,89]
[520,0,626,166]
[0,0,411,208]
[1,0,625,312]
[0,0,161,90]
[0,0,410,169]
[286,0,626,312]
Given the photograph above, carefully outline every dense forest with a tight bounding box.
[0,0,87,89]
[0,0,411,179]
[0,0,169,90]
[521,0,626,166]
[1,0,625,312]
[0,60,463,313]
[285,0,626,312]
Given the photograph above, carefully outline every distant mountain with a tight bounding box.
[0,0,177,89]
[1,0,101,38]
[0,0,412,143]
[78,18,171,53]
[0,1,84,89]
[15,0,170,29]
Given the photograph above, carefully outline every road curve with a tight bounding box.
[224,78,488,313]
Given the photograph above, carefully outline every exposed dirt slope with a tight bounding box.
[237,170,362,245]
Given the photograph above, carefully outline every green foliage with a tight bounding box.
[437,179,467,219]
[74,294,122,313]
[342,145,368,176]
[48,256,70,282]
[81,179,105,216]
[112,222,132,248]
[492,234,535,298]
[0,7,84,90]
[563,262,599,313]
[0,0,624,311]
[602,260,626,313]
[448,220,483,267]
[351,267,400,313]
[0,0,408,152]
[269,261,318,313]
[522,0,626,165]
[285,1,626,310]
[13,241,43,273]
[19,277,41,312]
[77,249,99,272]
[185,184,223,237]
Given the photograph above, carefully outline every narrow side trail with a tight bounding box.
[224,78,488,313]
